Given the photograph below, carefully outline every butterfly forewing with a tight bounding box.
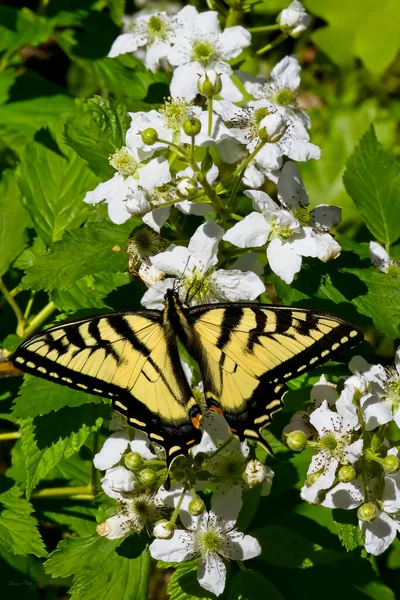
[187,303,363,446]
[13,311,201,464]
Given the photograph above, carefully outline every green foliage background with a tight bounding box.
[0,1,399,599]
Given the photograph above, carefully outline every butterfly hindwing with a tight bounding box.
[13,311,202,464]
[187,303,362,448]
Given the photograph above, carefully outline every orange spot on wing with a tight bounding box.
[186,439,196,446]
[209,405,223,415]
[191,414,202,429]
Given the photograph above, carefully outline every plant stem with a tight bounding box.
[170,485,188,525]
[0,278,25,337]
[0,285,20,309]
[249,24,281,33]
[228,139,267,205]
[31,486,94,500]
[256,32,288,55]
[24,302,56,338]
[208,97,213,136]
[23,291,36,321]
[0,432,21,441]
[226,6,243,27]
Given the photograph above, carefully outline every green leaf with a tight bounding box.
[332,509,364,551]
[50,272,130,311]
[387,538,400,569]
[0,6,53,55]
[0,170,29,276]
[12,375,108,420]
[41,503,97,537]
[64,96,130,179]
[226,570,284,600]
[0,478,47,557]
[17,124,98,245]
[19,403,108,497]
[107,0,126,25]
[13,236,46,271]
[167,560,214,600]
[305,0,400,74]
[45,535,150,600]
[341,266,400,338]
[21,220,135,291]
[343,125,400,246]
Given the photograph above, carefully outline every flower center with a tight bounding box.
[192,40,218,67]
[385,375,400,410]
[319,432,338,452]
[185,267,212,303]
[160,98,192,134]
[272,220,293,240]
[318,431,352,462]
[128,228,165,267]
[147,15,167,43]
[219,456,245,478]
[202,531,221,553]
[109,147,138,176]
[293,206,310,226]
[147,183,176,206]
[275,89,295,106]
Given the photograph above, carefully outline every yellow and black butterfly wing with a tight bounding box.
[13,311,202,465]
[186,303,362,449]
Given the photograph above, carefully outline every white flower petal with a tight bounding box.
[362,396,393,430]
[211,484,242,525]
[150,531,195,562]
[101,466,136,499]
[345,439,363,464]
[311,375,338,407]
[310,206,342,231]
[219,73,243,102]
[267,237,302,284]
[219,26,251,58]
[102,514,131,539]
[212,269,265,301]
[142,207,171,233]
[270,55,301,89]
[140,277,176,310]
[198,553,226,597]
[187,221,224,270]
[108,33,141,58]
[129,430,157,460]
[222,531,261,560]
[151,245,191,277]
[361,511,398,556]
[369,241,390,273]
[138,158,171,190]
[300,456,338,504]
[277,161,308,210]
[312,232,341,262]
[309,400,341,436]
[243,190,278,216]
[321,481,364,509]
[93,430,130,470]
[336,385,359,430]
[243,163,265,188]
[383,462,400,514]
[170,63,201,101]
[223,212,271,248]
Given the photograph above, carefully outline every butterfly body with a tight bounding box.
[13,290,363,466]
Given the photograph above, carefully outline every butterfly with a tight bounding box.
[13,289,363,469]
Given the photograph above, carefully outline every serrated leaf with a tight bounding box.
[19,403,108,497]
[21,220,135,291]
[226,570,284,600]
[50,272,130,311]
[64,96,130,179]
[0,478,46,558]
[45,535,150,600]
[41,503,97,537]
[17,125,98,245]
[332,509,364,551]
[0,170,30,276]
[0,6,53,55]
[12,375,108,420]
[167,560,214,600]
[13,236,47,271]
[343,125,400,246]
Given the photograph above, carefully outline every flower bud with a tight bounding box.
[125,191,151,216]
[286,430,307,452]
[177,177,198,199]
[189,496,206,516]
[338,465,356,483]
[138,468,158,487]
[124,452,143,470]
[383,454,399,474]
[258,113,286,143]
[140,128,159,146]
[183,117,201,137]
[307,470,322,486]
[243,459,267,488]
[277,1,312,38]
[197,70,222,98]
[153,519,175,539]
[357,503,378,523]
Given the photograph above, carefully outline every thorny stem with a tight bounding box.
[0,278,25,337]
[256,32,289,55]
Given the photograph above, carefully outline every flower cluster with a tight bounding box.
[95,404,272,595]
[286,349,400,555]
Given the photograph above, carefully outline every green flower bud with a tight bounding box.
[338,465,356,483]
[383,454,399,474]
[197,70,222,98]
[188,496,206,516]
[183,117,201,137]
[307,470,322,486]
[286,430,307,452]
[177,177,198,200]
[124,452,143,470]
[140,128,158,145]
[357,503,378,523]
[139,468,158,487]
[153,519,175,539]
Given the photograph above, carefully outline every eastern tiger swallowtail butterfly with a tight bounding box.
[13,290,362,468]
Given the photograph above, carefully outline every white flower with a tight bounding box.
[142,221,265,309]
[300,400,362,504]
[360,450,400,555]
[168,8,251,101]
[84,145,171,224]
[224,162,341,283]
[242,56,310,137]
[321,480,364,510]
[101,465,137,500]
[149,486,261,596]
[370,241,400,278]
[277,1,312,38]
[94,428,157,471]
[108,8,187,71]
[213,99,320,171]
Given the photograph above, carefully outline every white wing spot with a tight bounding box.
[50,372,59,379]
[341,336,349,344]
[350,330,359,338]
[321,349,330,358]
[332,342,340,351]
[15,356,24,364]
[38,366,47,374]
[26,361,35,368]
